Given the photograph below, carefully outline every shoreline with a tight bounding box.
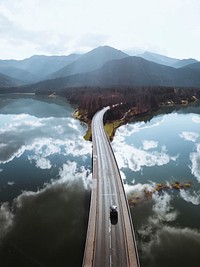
[74,98,200,141]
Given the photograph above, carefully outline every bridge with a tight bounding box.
[82,107,140,267]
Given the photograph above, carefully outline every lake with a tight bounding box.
[0,94,92,267]
[0,94,200,267]
[112,103,200,267]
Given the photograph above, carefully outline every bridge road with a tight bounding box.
[82,107,140,267]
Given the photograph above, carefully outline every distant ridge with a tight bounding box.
[11,56,200,93]
[1,45,200,92]
[0,61,36,83]
[0,72,24,88]
[47,45,129,79]
[0,54,81,82]
[60,56,200,87]
[172,58,198,68]
[138,51,199,68]
[137,51,179,66]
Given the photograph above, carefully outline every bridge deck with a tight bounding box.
[82,107,140,267]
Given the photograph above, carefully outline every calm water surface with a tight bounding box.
[0,94,92,267]
[0,94,200,267]
[112,103,200,267]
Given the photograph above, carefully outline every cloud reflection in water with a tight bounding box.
[0,109,92,266]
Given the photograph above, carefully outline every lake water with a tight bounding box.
[112,103,200,267]
[0,94,200,267]
[0,94,92,267]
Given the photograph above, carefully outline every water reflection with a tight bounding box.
[0,95,91,267]
[0,179,90,267]
[112,104,200,267]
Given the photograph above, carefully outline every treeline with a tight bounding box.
[58,86,200,120]
[1,85,200,121]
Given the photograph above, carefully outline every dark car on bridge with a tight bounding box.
[110,205,118,225]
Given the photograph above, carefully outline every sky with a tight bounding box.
[0,0,200,60]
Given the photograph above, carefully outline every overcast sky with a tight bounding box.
[0,0,200,60]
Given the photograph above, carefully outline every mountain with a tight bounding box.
[138,51,199,69]
[181,62,200,71]
[1,54,81,82]
[138,51,179,66]
[15,56,200,93]
[1,46,199,87]
[48,45,129,79]
[0,61,36,83]
[1,47,200,92]
[172,58,198,68]
[59,56,200,88]
[0,72,24,88]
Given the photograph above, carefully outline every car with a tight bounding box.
[110,205,118,225]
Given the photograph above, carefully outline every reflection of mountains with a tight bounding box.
[0,94,73,118]
[1,45,200,92]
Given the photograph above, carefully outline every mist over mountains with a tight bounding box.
[0,45,200,92]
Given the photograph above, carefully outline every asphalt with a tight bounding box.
[82,107,140,267]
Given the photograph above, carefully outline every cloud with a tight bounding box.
[142,140,158,150]
[190,143,200,182]
[115,117,165,141]
[112,139,177,172]
[192,115,200,124]
[0,114,91,165]
[7,181,15,186]
[0,143,7,149]
[35,157,51,170]
[0,3,72,56]
[140,225,200,266]
[0,165,91,266]
[0,0,200,60]
[179,131,199,142]
[75,33,109,51]
[0,203,14,241]
[180,189,200,205]
[58,161,92,190]
[0,158,91,254]
[0,143,27,164]
[137,189,200,265]
[152,192,178,222]
[137,190,178,238]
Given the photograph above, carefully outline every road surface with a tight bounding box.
[83,107,140,267]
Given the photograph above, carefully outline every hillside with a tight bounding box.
[1,54,81,82]
[138,51,199,68]
[182,62,200,71]
[15,56,200,92]
[0,72,24,88]
[48,45,128,79]
[172,58,198,68]
[0,61,36,83]
[68,56,200,88]
[138,51,179,66]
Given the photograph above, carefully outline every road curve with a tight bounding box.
[82,107,140,267]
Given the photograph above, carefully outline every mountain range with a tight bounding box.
[137,51,198,68]
[0,45,200,91]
